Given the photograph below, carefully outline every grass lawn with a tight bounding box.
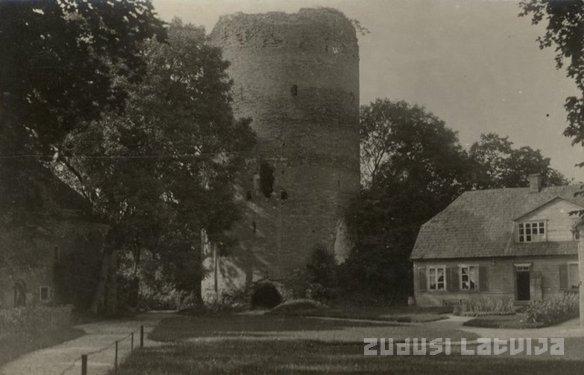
[115,340,584,374]
[462,314,542,329]
[462,313,580,329]
[0,327,85,366]
[149,313,472,343]
[112,313,584,374]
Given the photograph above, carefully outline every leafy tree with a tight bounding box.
[469,133,567,188]
[0,0,165,151]
[58,20,254,313]
[519,1,584,148]
[347,99,474,301]
[0,0,164,277]
[360,99,473,191]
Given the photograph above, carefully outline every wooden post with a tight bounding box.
[140,325,144,348]
[578,233,584,326]
[114,340,118,373]
[81,354,87,375]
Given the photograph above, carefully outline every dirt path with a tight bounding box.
[0,312,173,375]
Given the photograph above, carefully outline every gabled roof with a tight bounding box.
[513,195,584,221]
[411,185,584,260]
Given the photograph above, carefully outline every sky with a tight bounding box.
[153,0,582,181]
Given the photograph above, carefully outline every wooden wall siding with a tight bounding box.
[413,255,578,306]
[517,199,582,242]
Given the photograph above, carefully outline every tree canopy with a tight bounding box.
[360,98,473,193]
[348,99,474,300]
[0,0,165,278]
[469,133,567,188]
[519,0,584,148]
[57,20,254,312]
[0,0,165,151]
[1,3,254,313]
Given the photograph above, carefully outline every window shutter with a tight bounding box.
[417,267,427,291]
[479,266,489,291]
[447,267,459,292]
[559,264,568,291]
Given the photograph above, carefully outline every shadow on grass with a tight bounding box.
[151,314,396,342]
[114,340,584,375]
[0,327,85,366]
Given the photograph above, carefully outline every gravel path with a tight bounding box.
[0,312,172,375]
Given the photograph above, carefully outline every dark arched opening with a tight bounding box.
[251,282,282,309]
[259,162,275,198]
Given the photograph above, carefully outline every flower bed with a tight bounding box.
[454,296,515,316]
[524,293,578,326]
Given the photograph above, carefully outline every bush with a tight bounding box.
[457,296,515,316]
[0,305,73,337]
[525,293,579,326]
[216,287,249,309]
[302,245,340,302]
[138,289,181,311]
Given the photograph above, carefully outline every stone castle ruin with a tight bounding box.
[202,8,360,301]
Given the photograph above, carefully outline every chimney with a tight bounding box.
[528,173,543,193]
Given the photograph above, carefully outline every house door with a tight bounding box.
[516,269,531,301]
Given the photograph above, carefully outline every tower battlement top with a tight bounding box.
[210,8,357,50]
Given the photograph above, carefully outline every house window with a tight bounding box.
[428,266,446,291]
[568,263,579,290]
[518,221,546,243]
[460,265,479,291]
[39,286,50,302]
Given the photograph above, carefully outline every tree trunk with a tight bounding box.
[192,277,204,307]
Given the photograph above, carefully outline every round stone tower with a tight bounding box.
[210,8,360,288]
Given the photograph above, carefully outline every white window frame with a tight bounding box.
[517,221,547,243]
[39,286,51,303]
[459,264,479,291]
[568,262,579,290]
[427,265,446,292]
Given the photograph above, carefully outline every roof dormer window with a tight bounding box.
[518,221,546,243]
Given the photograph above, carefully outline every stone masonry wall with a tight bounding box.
[209,8,360,285]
